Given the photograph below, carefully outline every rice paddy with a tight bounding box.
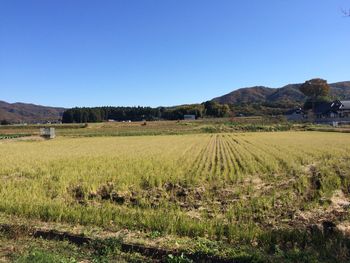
[1,130,350,261]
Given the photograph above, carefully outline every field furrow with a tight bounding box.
[1,131,350,253]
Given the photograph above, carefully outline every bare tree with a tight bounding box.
[341,8,350,16]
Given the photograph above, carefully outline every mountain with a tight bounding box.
[2,81,350,123]
[212,86,275,105]
[213,81,350,105]
[0,101,65,123]
[329,81,350,100]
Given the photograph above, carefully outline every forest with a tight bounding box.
[61,101,231,123]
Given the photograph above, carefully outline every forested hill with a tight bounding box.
[2,81,350,123]
[0,101,64,123]
[212,81,350,105]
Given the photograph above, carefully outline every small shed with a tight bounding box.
[40,127,56,139]
[184,115,196,120]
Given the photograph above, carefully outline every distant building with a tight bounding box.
[40,127,56,139]
[313,100,350,124]
[285,100,350,124]
[184,115,196,120]
[285,108,306,121]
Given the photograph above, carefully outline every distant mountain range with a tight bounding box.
[1,81,350,123]
[0,101,65,123]
[212,81,350,105]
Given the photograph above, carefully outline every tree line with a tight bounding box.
[61,78,332,123]
[62,101,231,123]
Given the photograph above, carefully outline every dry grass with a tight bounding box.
[0,131,350,244]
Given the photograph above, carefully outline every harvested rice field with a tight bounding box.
[1,131,350,262]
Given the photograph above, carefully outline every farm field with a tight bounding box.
[0,117,295,138]
[1,131,350,262]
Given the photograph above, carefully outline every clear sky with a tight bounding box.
[0,0,349,108]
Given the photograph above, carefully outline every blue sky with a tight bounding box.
[0,0,349,108]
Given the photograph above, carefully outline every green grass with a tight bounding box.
[0,134,32,140]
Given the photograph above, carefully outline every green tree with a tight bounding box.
[203,101,231,117]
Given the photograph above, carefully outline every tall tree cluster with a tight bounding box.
[62,103,231,123]
[299,78,330,111]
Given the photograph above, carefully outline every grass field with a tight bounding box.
[1,130,350,261]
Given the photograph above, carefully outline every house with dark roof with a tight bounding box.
[340,101,350,117]
[314,100,350,124]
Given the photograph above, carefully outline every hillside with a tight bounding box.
[0,101,65,123]
[213,81,350,105]
[1,81,350,123]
